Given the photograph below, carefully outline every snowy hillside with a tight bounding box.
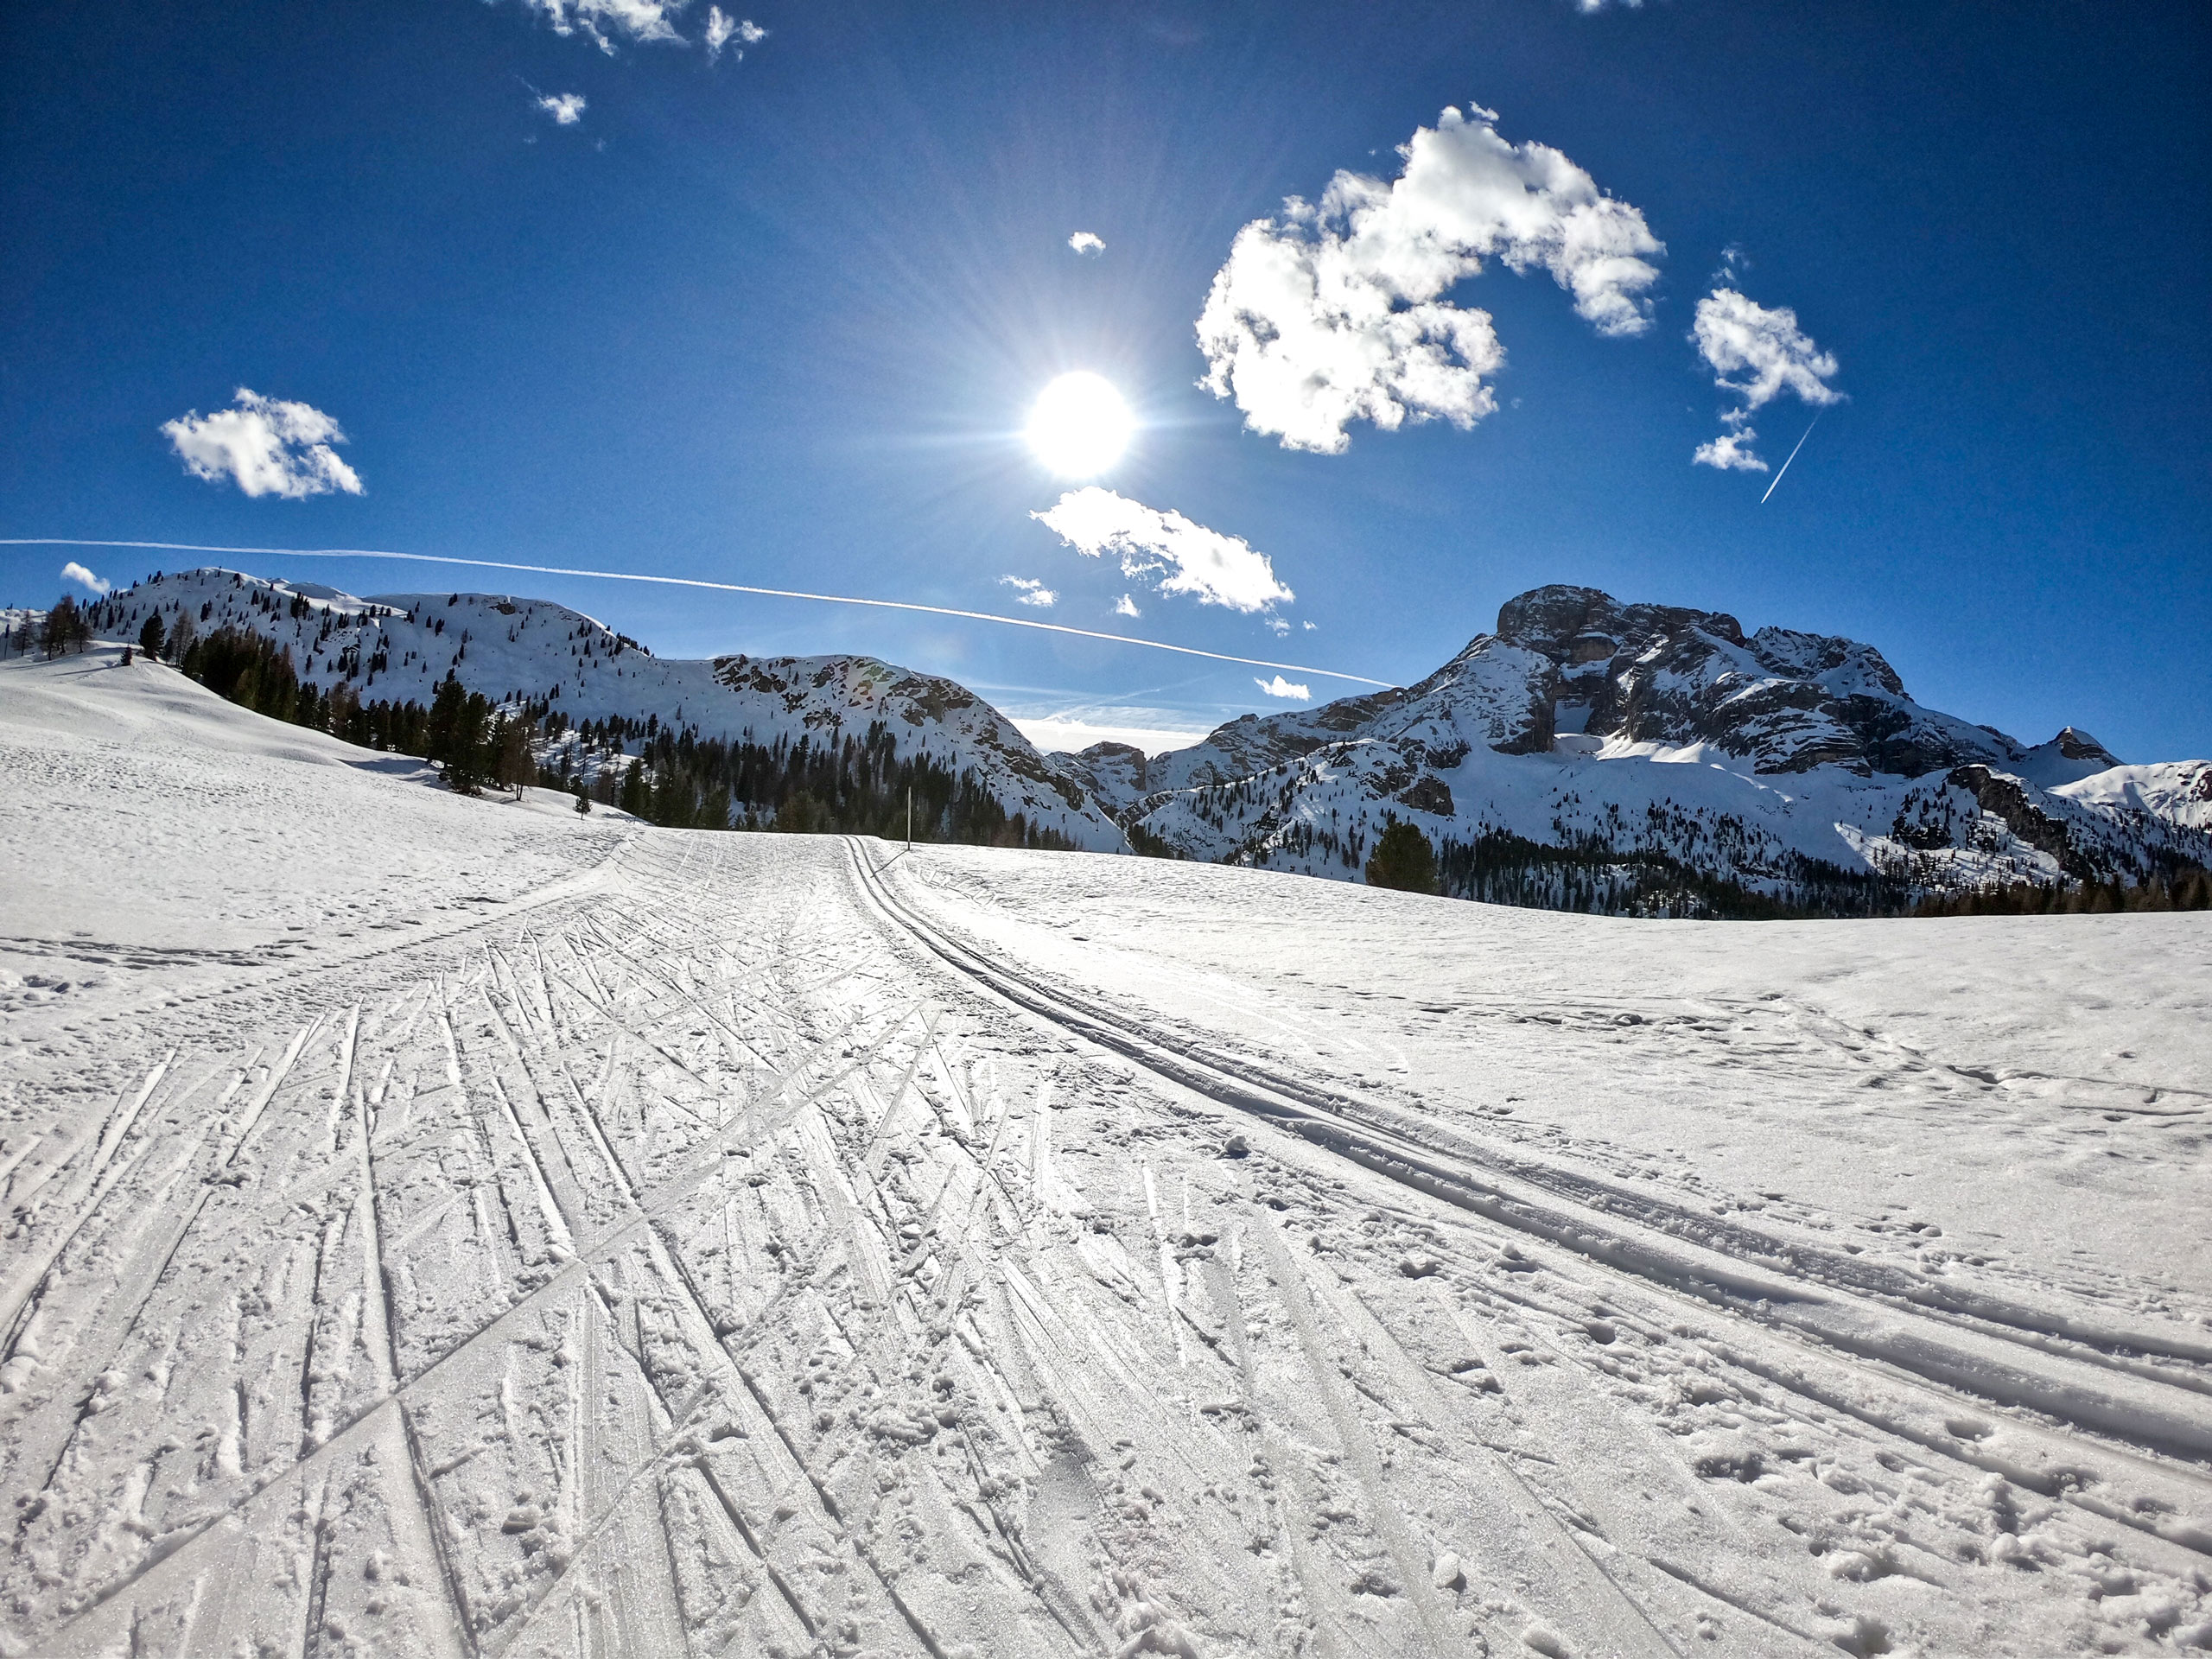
[82,568,1127,851]
[3,651,2209,1658]
[1067,584,2212,912]
[57,569,2211,912]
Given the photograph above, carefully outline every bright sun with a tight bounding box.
[1025,372,1133,477]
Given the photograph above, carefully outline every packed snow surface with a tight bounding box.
[3,648,2210,1657]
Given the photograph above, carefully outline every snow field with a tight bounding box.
[1,650,2209,1656]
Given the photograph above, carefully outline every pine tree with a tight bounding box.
[572,780,592,815]
[1364,818,1438,893]
[427,675,492,795]
[138,613,166,658]
[163,608,195,663]
[492,715,534,798]
[41,596,86,658]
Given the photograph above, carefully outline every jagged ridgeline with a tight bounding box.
[73,569,1111,849]
[60,568,2212,915]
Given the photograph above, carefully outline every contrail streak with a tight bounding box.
[1760,415,1820,505]
[0,537,1396,688]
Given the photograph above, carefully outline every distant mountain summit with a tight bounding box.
[66,569,2209,915]
[84,569,1126,851]
[1067,584,2210,914]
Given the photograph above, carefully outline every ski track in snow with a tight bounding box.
[3,661,2211,1657]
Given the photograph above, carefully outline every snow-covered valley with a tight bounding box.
[3,647,2209,1658]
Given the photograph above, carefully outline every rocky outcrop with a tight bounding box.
[1116,583,2208,911]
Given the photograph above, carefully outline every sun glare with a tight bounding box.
[1025,372,1133,477]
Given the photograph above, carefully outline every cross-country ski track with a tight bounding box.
[3,656,2210,1657]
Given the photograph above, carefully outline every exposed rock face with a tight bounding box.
[1944,765,2099,884]
[1075,585,2038,829]
[1114,583,2209,912]
[1489,584,2011,778]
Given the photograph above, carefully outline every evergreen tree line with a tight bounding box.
[1910,871,2212,916]
[1430,828,1913,919]
[10,594,93,658]
[549,721,1078,849]
[140,613,1074,845]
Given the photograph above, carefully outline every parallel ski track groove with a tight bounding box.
[839,840,2212,1476]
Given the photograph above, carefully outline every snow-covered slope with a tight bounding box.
[3,669,2209,1659]
[84,568,1126,850]
[1065,585,2211,911]
[68,570,2207,909]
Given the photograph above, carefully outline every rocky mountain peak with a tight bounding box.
[1492,584,1746,661]
[2056,727,2120,765]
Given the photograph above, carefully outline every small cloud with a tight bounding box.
[1255,675,1311,701]
[1112,594,1140,618]
[1692,431,1766,473]
[1575,0,1643,9]
[1033,487,1294,615]
[517,0,685,54]
[60,561,111,596]
[1067,232,1105,256]
[705,8,765,62]
[1301,620,1316,631]
[1000,575,1058,608]
[161,389,365,499]
[1690,287,1842,471]
[537,92,588,124]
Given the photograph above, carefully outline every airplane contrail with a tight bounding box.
[1760,415,1821,505]
[0,537,1396,689]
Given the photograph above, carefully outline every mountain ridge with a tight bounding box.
[55,569,2212,914]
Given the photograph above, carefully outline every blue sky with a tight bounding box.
[3,0,2207,758]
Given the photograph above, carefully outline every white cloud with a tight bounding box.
[1067,232,1105,256]
[1033,488,1294,615]
[1255,675,1311,701]
[537,92,588,124]
[1196,103,1663,454]
[521,0,684,53]
[161,389,365,499]
[1691,287,1841,470]
[1000,575,1058,608]
[1694,288,1840,410]
[1692,430,1765,473]
[1112,594,1140,618]
[705,9,765,61]
[1575,0,1643,10]
[60,562,111,596]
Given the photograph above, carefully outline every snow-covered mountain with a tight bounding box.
[1066,584,2212,912]
[65,569,2209,911]
[82,568,1128,850]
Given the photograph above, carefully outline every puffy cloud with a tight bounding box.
[1255,675,1311,701]
[1067,232,1105,256]
[521,0,684,52]
[705,9,764,61]
[161,389,365,499]
[60,562,111,596]
[537,92,588,124]
[1694,288,1840,410]
[1197,104,1663,454]
[1112,594,1140,617]
[1000,575,1058,608]
[1032,488,1294,615]
[1691,287,1840,469]
[1691,430,1765,473]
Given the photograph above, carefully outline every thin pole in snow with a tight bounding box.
[906,786,912,851]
